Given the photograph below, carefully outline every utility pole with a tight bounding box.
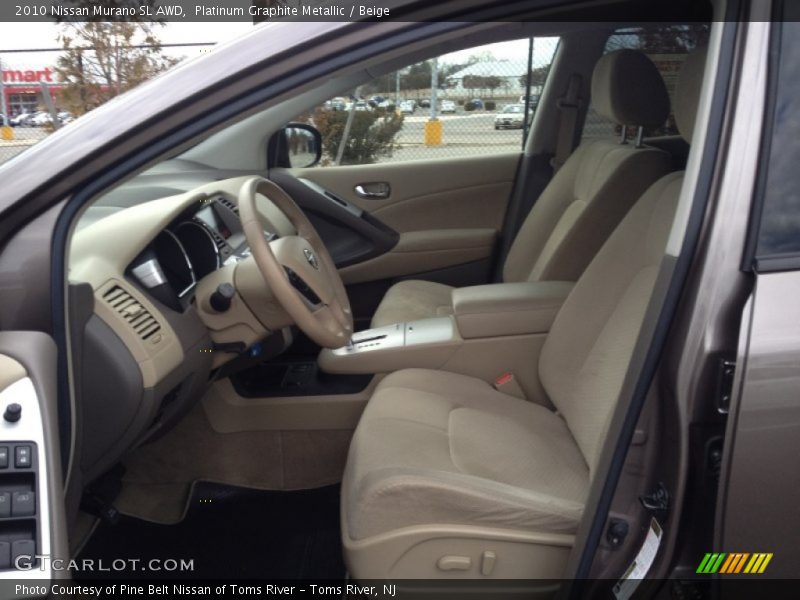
[0,56,12,140]
[395,70,400,104]
[0,57,9,127]
[430,57,439,120]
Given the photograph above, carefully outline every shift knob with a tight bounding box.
[3,403,21,423]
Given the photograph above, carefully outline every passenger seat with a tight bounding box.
[371,49,673,328]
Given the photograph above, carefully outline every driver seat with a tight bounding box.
[341,46,706,579]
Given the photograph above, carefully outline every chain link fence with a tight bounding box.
[0,77,61,165]
[294,37,560,166]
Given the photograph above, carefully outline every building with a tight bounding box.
[1,67,65,116]
[444,59,530,96]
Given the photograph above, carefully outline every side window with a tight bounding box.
[291,37,558,167]
[582,25,710,140]
[754,16,800,262]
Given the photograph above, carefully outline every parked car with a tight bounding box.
[468,98,485,110]
[440,100,456,113]
[418,98,431,108]
[326,97,347,111]
[30,112,55,127]
[399,100,416,114]
[519,94,541,108]
[9,112,34,127]
[494,104,526,129]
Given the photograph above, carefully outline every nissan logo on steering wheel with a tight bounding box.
[303,247,319,270]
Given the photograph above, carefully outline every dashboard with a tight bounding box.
[68,177,300,483]
[126,196,267,312]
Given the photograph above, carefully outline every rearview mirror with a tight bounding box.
[280,123,322,168]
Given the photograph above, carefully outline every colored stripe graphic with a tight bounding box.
[711,553,726,573]
[719,553,736,574]
[733,553,750,573]
[758,553,773,573]
[696,553,713,573]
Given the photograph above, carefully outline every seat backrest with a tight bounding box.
[503,50,673,284]
[538,46,707,474]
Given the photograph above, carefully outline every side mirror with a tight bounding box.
[274,122,322,168]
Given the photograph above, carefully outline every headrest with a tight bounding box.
[591,49,670,128]
[674,45,708,142]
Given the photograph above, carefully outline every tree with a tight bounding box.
[313,108,404,165]
[483,75,502,98]
[518,65,551,89]
[55,21,178,115]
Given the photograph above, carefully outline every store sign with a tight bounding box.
[2,67,55,84]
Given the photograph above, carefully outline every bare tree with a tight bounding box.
[56,22,178,115]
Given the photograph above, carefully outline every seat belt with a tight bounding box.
[550,73,583,172]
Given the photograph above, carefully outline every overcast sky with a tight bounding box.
[0,22,552,71]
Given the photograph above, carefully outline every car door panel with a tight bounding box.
[287,153,520,323]
[337,227,496,285]
[299,152,518,235]
[0,332,68,581]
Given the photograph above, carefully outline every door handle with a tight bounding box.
[354,182,390,199]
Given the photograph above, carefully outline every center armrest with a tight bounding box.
[452,281,574,339]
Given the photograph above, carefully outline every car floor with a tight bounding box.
[78,482,346,579]
[114,400,352,524]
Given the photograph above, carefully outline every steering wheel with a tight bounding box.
[237,176,353,349]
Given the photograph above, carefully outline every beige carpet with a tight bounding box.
[116,403,353,524]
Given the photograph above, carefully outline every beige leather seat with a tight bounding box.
[342,47,706,579]
[370,49,673,328]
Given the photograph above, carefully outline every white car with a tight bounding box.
[440,100,456,113]
[30,112,55,127]
[494,104,526,129]
[399,100,416,113]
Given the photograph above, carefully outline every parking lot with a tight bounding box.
[0,109,616,167]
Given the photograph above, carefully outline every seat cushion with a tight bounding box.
[371,280,454,328]
[342,369,590,540]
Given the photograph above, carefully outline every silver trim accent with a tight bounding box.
[131,258,167,289]
[158,230,196,298]
[0,377,52,581]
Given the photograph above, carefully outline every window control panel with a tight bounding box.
[0,441,39,571]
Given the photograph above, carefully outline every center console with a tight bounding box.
[318,281,574,403]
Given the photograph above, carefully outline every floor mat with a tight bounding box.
[78,482,346,580]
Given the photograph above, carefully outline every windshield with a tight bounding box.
[503,105,524,113]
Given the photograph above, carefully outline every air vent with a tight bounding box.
[102,285,162,341]
[209,229,226,250]
[216,197,239,215]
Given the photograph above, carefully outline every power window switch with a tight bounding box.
[14,446,31,469]
[11,492,34,517]
[11,540,35,569]
[0,492,10,518]
[0,447,8,468]
[0,541,10,569]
